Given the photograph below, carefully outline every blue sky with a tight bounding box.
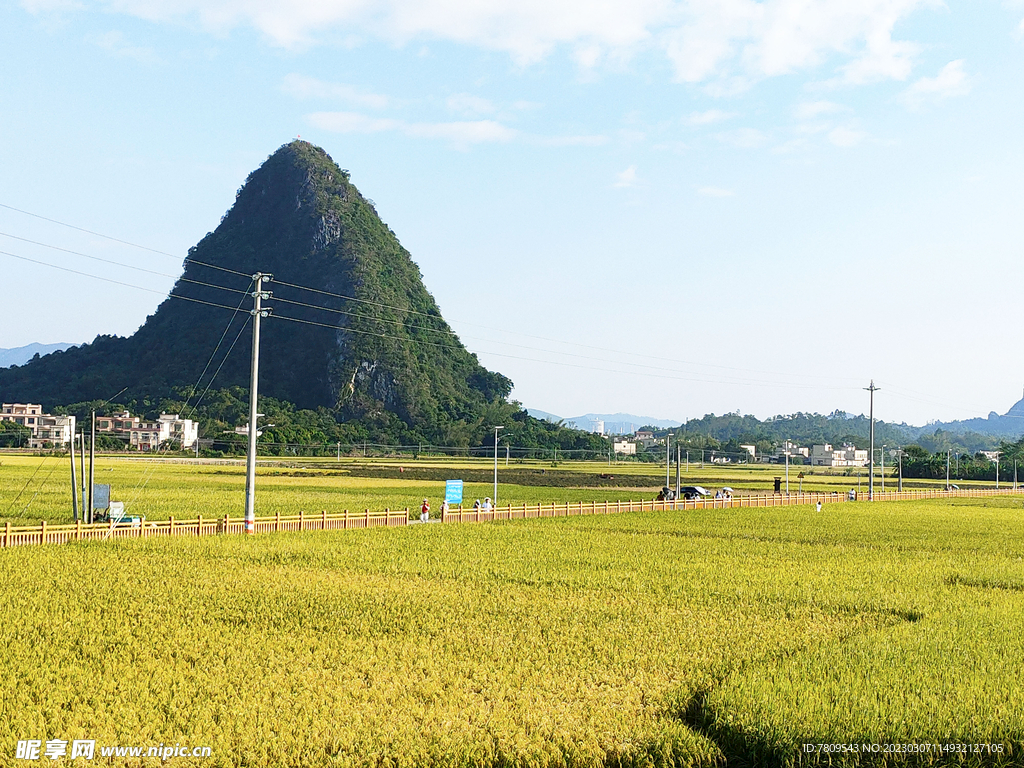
[2,0,1023,425]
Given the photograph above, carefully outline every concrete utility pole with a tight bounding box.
[244,272,273,534]
[675,442,681,502]
[881,445,885,493]
[88,411,96,524]
[866,381,879,501]
[493,426,504,504]
[79,432,86,519]
[69,427,79,522]
[946,449,951,491]
[996,453,1000,489]
[897,448,903,493]
[665,433,673,490]
[785,442,790,494]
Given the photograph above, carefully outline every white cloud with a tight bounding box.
[614,165,639,188]
[827,126,865,147]
[686,108,735,125]
[309,111,517,144]
[20,0,81,11]
[446,93,496,117]
[794,100,844,120]
[282,74,390,109]
[90,30,157,62]
[535,134,609,147]
[51,0,936,88]
[308,111,401,133]
[405,120,518,143]
[697,186,734,197]
[901,59,971,107]
[717,127,768,148]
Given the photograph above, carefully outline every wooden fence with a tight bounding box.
[1,487,1020,549]
[1,508,408,548]
[439,487,1020,523]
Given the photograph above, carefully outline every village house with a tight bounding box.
[811,443,869,467]
[97,410,199,450]
[0,403,76,448]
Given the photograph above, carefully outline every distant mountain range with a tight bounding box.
[904,391,1024,439]
[527,410,681,434]
[0,343,77,369]
[531,392,1024,443]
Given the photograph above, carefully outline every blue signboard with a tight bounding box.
[444,480,464,505]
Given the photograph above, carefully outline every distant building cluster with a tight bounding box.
[0,404,199,451]
[0,403,75,449]
[811,443,869,467]
[96,411,198,450]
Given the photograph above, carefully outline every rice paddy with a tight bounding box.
[2,453,1023,765]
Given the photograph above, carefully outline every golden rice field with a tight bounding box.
[2,479,1024,766]
[0,452,961,528]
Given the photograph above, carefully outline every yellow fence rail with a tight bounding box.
[1,508,409,548]
[439,487,1021,523]
[1,487,1020,548]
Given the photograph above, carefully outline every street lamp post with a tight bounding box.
[493,426,504,505]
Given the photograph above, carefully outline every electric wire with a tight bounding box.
[182,281,254,418]
[0,201,251,278]
[19,458,63,516]
[272,277,862,385]
[1,200,859,386]
[272,312,856,391]
[4,456,49,516]
[186,315,252,419]
[270,291,841,386]
[5,206,1003,408]
[0,249,247,314]
[0,231,247,296]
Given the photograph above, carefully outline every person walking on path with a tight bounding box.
[482,497,492,513]
[420,498,430,522]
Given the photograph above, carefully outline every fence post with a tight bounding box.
[299,510,304,531]
[4,520,9,548]
[76,519,82,541]
[169,516,175,536]
[223,514,229,535]
[198,514,203,537]
[322,510,327,530]
[40,520,47,545]
[365,509,369,527]
[276,511,281,533]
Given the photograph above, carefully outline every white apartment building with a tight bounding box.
[811,443,869,467]
[774,441,810,461]
[98,410,198,450]
[0,403,76,448]
[613,439,637,455]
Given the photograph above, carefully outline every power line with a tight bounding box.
[182,280,254,419]
[273,277,861,386]
[272,311,857,391]
[0,231,249,296]
[1,200,860,387]
[187,315,252,418]
[0,201,250,278]
[0,249,246,314]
